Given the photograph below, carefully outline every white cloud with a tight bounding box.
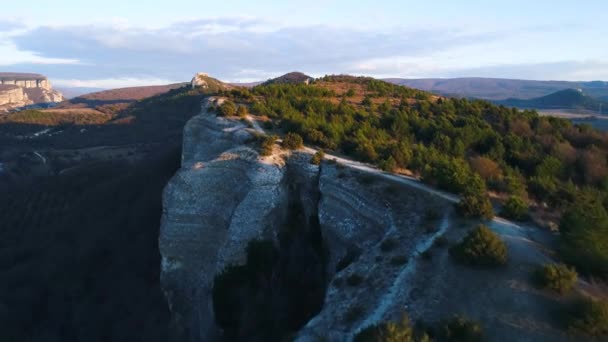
[0,16,604,86]
[53,77,181,89]
[0,42,79,66]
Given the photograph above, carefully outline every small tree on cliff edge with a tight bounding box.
[283,132,304,150]
[218,100,237,116]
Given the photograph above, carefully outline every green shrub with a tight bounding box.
[559,193,608,277]
[361,96,372,106]
[534,263,577,294]
[311,150,325,165]
[450,225,507,267]
[564,297,608,336]
[218,100,237,116]
[501,196,528,220]
[355,314,429,342]
[456,193,494,220]
[236,105,248,117]
[259,135,278,156]
[438,315,483,342]
[345,88,356,97]
[379,156,397,172]
[283,132,304,150]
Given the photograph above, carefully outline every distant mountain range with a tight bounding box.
[496,88,606,113]
[55,87,106,99]
[385,77,608,101]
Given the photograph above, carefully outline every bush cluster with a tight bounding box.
[438,315,484,342]
[282,132,304,150]
[259,135,278,156]
[559,192,608,277]
[534,263,577,294]
[501,196,528,220]
[217,100,237,116]
[236,105,248,117]
[563,297,608,336]
[457,193,494,220]
[311,150,325,165]
[354,314,429,342]
[449,225,508,267]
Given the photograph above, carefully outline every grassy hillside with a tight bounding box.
[74,83,187,102]
[0,108,112,126]
[262,71,312,85]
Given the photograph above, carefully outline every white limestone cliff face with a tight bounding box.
[159,95,453,341]
[159,97,289,340]
[0,85,29,109]
[0,73,64,112]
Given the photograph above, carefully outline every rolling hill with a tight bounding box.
[497,88,606,113]
[386,77,608,100]
[262,71,313,85]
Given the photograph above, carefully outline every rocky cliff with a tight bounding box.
[160,94,571,341]
[0,72,64,112]
[159,96,454,341]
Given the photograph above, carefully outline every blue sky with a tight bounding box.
[0,0,606,88]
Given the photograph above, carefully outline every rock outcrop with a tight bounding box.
[0,72,64,112]
[160,97,288,340]
[159,96,453,341]
[190,73,228,92]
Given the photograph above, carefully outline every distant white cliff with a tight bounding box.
[0,72,64,112]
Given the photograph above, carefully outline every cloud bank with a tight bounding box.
[1,17,605,87]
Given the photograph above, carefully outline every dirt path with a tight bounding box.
[354,214,452,336]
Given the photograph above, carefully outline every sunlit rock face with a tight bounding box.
[160,97,289,340]
[159,96,454,341]
[0,73,64,111]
